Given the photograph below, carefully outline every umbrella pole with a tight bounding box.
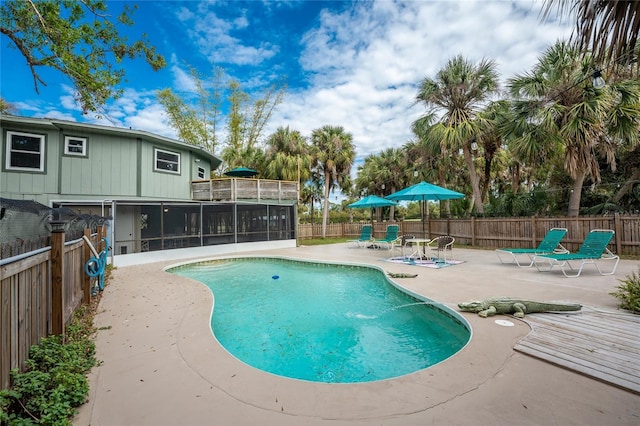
[370,209,374,235]
[421,200,425,238]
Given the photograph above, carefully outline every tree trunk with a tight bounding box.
[322,171,330,238]
[310,201,314,225]
[443,200,451,218]
[463,146,484,214]
[567,170,586,217]
[439,173,452,218]
[612,169,640,204]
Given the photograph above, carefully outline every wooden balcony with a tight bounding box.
[191,178,299,203]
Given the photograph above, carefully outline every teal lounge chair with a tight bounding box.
[371,224,400,250]
[533,229,619,277]
[348,225,373,247]
[495,227,568,267]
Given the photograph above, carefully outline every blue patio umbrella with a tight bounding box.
[385,181,464,237]
[224,167,258,177]
[348,195,397,228]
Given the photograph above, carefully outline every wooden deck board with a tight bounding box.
[514,309,640,394]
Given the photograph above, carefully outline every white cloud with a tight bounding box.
[178,3,279,66]
[17,1,571,167]
[269,0,571,161]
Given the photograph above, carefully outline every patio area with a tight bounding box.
[74,243,639,425]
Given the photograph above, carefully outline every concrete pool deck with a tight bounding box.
[74,244,640,425]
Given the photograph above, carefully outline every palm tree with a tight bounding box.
[310,125,355,238]
[414,55,500,215]
[410,119,467,217]
[300,179,323,224]
[506,40,640,216]
[542,0,640,75]
[354,148,407,222]
[263,126,312,185]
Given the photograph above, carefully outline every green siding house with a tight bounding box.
[1,115,298,265]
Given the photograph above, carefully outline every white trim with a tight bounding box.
[64,135,87,156]
[154,147,180,174]
[5,130,45,171]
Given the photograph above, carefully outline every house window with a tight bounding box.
[5,131,45,171]
[154,148,180,174]
[64,136,87,156]
[197,166,206,179]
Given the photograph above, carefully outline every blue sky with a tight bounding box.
[1,0,572,163]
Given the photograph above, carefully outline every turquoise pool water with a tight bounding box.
[169,257,470,383]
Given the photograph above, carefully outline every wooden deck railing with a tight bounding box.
[191,178,299,203]
[0,227,106,390]
[299,214,640,256]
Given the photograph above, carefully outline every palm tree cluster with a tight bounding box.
[184,39,638,229]
[261,125,355,238]
[356,41,639,219]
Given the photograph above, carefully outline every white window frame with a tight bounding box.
[5,131,45,172]
[154,148,180,174]
[64,136,87,156]
[197,166,206,179]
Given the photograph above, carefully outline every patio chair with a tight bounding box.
[426,235,455,262]
[390,234,415,257]
[495,227,568,267]
[348,225,373,247]
[371,224,400,250]
[532,229,619,278]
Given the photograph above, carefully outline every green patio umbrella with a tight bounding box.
[224,167,258,178]
[385,181,464,237]
[348,195,398,228]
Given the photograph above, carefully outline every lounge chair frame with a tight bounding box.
[532,229,620,278]
[371,224,400,250]
[495,227,568,267]
[348,225,373,248]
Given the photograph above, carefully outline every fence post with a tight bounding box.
[83,228,91,304]
[471,217,476,246]
[97,225,104,252]
[50,221,66,336]
[531,216,536,247]
[614,213,622,254]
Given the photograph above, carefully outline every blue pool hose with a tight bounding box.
[84,237,109,291]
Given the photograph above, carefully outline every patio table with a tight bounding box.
[405,238,432,260]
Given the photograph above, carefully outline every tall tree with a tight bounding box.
[506,41,640,216]
[301,177,324,224]
[157,67,223,154]
[263,126,312,185]
[0,97,18,114]
[157,69,286,167]
[414,55,500,214]
[354,148,408,221]
[408,123,462,218]
[311,125,355,238]
[542,0,640,76]
[1,0,165,113]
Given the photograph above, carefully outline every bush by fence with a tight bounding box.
[0,227,107,390]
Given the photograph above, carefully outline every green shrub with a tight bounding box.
[610,268,640,314]
[0,307,97,425]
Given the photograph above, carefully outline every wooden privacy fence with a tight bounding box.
[299,214,640,256]
[0,226,107,390]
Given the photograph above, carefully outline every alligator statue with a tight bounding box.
[457,298,582,318]
[387,272,418,278]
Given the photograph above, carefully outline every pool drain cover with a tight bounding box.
[495,319,515,327]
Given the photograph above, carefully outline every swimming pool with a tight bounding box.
[169,257,470,383]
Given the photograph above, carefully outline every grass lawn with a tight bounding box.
[299,237,350,246]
